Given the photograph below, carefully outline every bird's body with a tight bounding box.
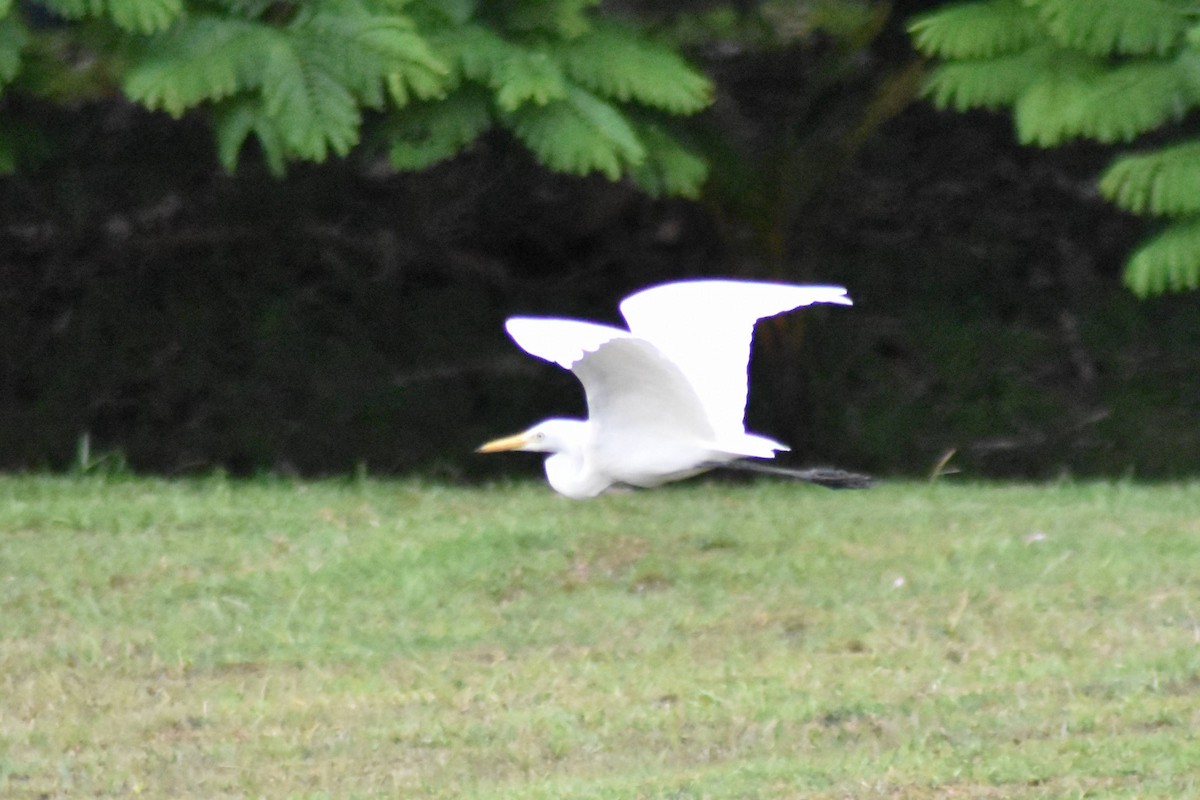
[478,279,853,498]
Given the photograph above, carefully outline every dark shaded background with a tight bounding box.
[1,4,1196,480]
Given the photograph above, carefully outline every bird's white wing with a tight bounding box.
[618,280,851,438]
[505,316,715,445]
[504,317,630,369]
[571,337,715,444]
[507,317,722,481]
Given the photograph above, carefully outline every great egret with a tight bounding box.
[478,279,862,498]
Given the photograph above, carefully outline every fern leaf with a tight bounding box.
[922,45,1054,111]
[429,24,515,87]
[504,84,644,180]
[294,10,449,108]
[626,121,707,198]
[1016,59,1187,146]
[433,25,574,111]
[1100,141,1200,216]
[387,88,492,170]
[493,48,568,111]
[553,21,712,114]
[910,0,1044,59]
[123,16,268,116]
[261,39,360,160]
[1123,219,1200,295]
[214,96,287,175]
[1012,66,1093,146]
[1080,60,1192,142]
[0,13,28,85]
[41,0,182,33]
[107,0,183,34]
[1028,0,1194,56]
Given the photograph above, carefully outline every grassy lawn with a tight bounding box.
[1,476,1198,798]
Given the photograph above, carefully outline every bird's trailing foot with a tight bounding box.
[717,459,876,489]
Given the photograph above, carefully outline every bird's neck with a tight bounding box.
[541,420,611,499]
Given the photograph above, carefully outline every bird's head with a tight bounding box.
[476,418,586,455]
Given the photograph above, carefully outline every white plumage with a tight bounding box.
[478,279,852,498]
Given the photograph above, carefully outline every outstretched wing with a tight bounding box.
[504,317,630,369]
[618,280,851,439]
[504,316,715,444]
[571,337,715,445]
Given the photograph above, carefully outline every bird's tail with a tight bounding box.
[717,459,876,489]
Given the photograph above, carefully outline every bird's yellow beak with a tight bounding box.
[476,432,530,454]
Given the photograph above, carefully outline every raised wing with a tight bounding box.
[618,280,851,438]
[505,316,716,443]
[505,317,725,476]
[504,317,630,369]
[571,337,715,446]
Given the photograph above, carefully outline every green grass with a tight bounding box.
[1,476,1198,799]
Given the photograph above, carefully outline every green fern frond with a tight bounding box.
[915,0,1200,294]
[433,25,571,110]
[1028,0,1194,56]
[387,88,492,170]
[0,13,28,86]
[626,121,707,198]
[504,84,644,180]
[1076,60,1192,141]
[553,22,712,114]
[214,96,287,174]
[261,39,360,160]
[1015,59,1187,145]
[108,0,183,33]
[294,10,449,108]
[910,0,1043,59]
[123,16,269,115]
[922,45,1054,110]
[493,48,568,111]
[429,24,515,87]
[1124,219,1200,295]
[128,8,452,164]
[1100,141,1200,216]
[41,0,182,33]
[1012,65,1096,146]
[120,0,708,191]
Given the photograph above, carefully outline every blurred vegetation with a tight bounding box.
[913,0,1200,295]
[1,0,711,194]
[0,0,1196,479]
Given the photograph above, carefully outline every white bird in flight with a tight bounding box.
[478,279,863,498]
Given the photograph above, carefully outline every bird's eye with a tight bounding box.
[535,432,545,440]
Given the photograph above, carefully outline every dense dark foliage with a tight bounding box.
[0,0,712,193]
[913,0,1200,295]
[1,2,1196,480]
[3,96,1196,479]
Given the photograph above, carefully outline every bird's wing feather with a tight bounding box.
[505,317,717,444]
[570,338,715,444]
[618,280,851,438]
[504,317,630,369]
[507,317,724,479]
